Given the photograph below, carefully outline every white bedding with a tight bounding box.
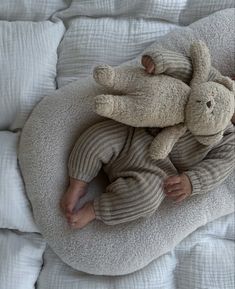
[0,1,234,288]
[36,213,234,289]
[1,214,233,289]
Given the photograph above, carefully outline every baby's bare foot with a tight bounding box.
[67,202,96,229]
[60,178,88,215]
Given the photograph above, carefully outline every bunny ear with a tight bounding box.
[190,41,211,87]
[215,76,234,92]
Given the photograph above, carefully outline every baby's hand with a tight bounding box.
[141,55,155,74]
[164,174,192,203]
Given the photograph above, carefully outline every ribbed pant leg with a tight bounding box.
[68,120,130,182]
[94,171,166,225]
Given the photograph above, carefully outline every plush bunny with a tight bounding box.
[93,41,234,160]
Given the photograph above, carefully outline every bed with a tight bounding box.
[0,1,234,288]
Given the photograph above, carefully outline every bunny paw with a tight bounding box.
[94,95,114,117]
[93,65,115,88]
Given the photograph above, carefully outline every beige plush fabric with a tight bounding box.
[93,42,234,160]
[19,9,235,275]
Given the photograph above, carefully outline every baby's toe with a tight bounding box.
[69,216,86,230]
[68,203,95,229]
[67,214,84,229]
[70,220,85,229]
[67,213,77,223]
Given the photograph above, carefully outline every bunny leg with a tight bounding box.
[94,94,149,127]
[93,64,115,88]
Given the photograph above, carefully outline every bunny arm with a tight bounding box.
[149,124,187,160]
[214,75,235,92]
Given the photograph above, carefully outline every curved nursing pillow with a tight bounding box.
[19,76,234,276]
[19,9,235,275]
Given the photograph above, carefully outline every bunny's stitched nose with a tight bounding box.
[206,101,212,108]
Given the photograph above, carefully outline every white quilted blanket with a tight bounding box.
[0,1,234,288]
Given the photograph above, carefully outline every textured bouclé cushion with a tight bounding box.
[19,9,235,275]
[36,213,235,289]
[19,77,234,275]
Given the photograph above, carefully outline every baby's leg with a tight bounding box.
[66,171,165,228]
[94,171,166,225]
[60,120,130,226]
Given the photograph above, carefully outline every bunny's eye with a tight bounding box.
[196,100,201,103]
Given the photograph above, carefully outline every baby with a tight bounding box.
[60,53,235,229]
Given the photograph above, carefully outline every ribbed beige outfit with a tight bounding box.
[68,120,235,225]
[142,47,221,84]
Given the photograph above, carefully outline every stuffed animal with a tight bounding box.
[93,41,234,160]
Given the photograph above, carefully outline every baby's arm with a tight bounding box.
[142,46,225,85]
[142,47,193,83]
[185,124,235,195]
[165,124,235,201]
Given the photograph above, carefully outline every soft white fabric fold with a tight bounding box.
[0,20,65,130]
[0,229,46,289]
[0,131,39,232]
